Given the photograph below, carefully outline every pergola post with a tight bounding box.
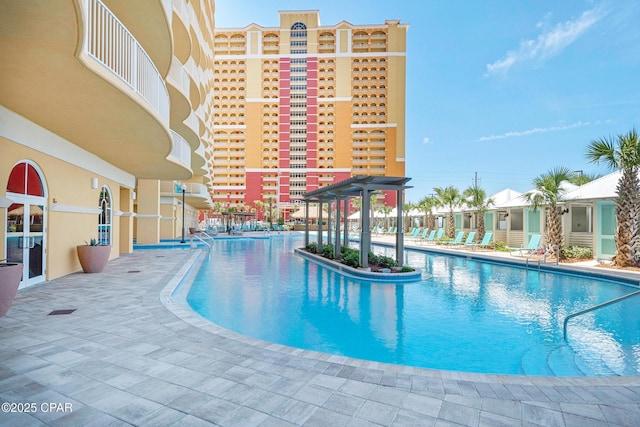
[343,198,350,247]
[396,189,404,267]
[334,195,342,260]
[361,188,371,269]
[327,199,332,247]
[304,200,310,247]
[316,202,323,254]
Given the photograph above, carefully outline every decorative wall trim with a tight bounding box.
[49,203,102,214]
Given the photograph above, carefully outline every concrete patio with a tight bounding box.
[1,241,639,426]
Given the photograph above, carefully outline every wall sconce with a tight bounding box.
[91,178,99,189]
[561,208,569,214]
[504,213,509,217]
[131,191,137,200]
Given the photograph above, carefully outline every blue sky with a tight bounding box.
[214,0,640,202]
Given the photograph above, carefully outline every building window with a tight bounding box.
[571,206,592,233]
[99,186,112,245]
[497,211,507,230]
[509,209,523,231]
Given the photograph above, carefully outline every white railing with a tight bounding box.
[85,0,169,123]
[184,111,200,135]
[168,56,190,99]
[169,130,191,168]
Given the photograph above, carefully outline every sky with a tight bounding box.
[214,0,640,202]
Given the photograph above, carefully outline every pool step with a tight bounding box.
[520,344,559,376]
[546,345,587,376]
[521,344,592,376]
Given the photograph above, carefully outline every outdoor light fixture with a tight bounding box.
[562,208,570,214]
[180,183,187,243]
[91,178,99,189]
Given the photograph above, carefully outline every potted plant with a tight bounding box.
[76,239,111,273]
[0,261,22,316]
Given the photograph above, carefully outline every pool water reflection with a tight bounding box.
[186,234,640,376]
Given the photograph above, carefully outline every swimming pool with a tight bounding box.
[185,233,640,376]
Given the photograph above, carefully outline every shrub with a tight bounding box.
[376,255,398,268]
[341,249,360,268]
[306,242,317,253]
[495,241,509,252]
[368,252,380,265]
[561,245,593,260]
[400,266,414,272]
[322,244,334,258]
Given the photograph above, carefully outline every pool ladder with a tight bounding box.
[525,245,558,270]
[563,287,640,341]
[190,231,216,249]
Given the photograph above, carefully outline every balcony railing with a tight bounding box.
[85,0,169,123]
[169,130,191,169]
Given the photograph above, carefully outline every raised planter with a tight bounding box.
[295,248,423,282]
[76,245,111,273]
[0,262,22,316]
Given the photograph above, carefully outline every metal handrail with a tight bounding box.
[525,245,558,270]
[190,233,211,249]
[563,289,640,341]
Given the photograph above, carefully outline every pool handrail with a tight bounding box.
[190,230,217,249]
[563,288,640,341]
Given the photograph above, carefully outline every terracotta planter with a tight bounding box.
[0,263,23,316]
[76,245,111,273]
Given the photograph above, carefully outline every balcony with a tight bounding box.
[161,180,213,209]
[0,0,194,180]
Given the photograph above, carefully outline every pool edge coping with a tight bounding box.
[157,245,640,387]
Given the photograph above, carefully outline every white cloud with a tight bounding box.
[486,7,605,75]
[423,137,431,144]
[479,121,591,141]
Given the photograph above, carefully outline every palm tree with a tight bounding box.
[568,172,601,186]
[522,167,573,256]
[586,129,640,267]
[377,204,393,230]
[417,195,438,231]
[463,184,494,240]
[434,186,462,238]
[403,201,416,231]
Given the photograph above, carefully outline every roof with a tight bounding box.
[564,171,622,201]
[303,175,412,201]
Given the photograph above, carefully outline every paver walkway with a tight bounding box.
[1,242,639,426]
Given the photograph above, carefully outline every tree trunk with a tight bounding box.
[545,206,563,258]
[477,212,485,241]
[447,211,455,238]
[612,168,640,267]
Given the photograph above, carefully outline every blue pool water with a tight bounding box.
[185,234,640,376]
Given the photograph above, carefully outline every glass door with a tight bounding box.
[6,198,45,287]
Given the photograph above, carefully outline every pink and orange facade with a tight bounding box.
[212,11,408,215]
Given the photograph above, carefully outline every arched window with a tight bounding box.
[7,162,45,196]
[98,186,112,245]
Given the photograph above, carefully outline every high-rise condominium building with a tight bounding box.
[212,10,408,215]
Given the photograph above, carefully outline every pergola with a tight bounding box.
[301,175,412,268]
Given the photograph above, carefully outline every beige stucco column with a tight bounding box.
[136,179,161,244]
[119,187,134,253]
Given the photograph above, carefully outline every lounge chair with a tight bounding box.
[451,231,476,248]
[414,227,430,242]
[442,231,465,246]
[425,228,445,244]
[417,229,435,244]
[466,232,494,250]
[507,234,542,256]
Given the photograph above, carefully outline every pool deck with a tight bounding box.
[1,234,639,426]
